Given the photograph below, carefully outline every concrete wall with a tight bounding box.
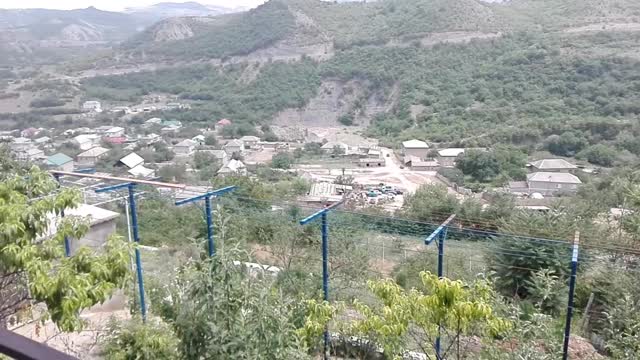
[70,219,117,254]
[437,156,457,167]
[528,181,579,196]
[402,148,429,159]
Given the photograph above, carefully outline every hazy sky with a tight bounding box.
[0,0,266,11]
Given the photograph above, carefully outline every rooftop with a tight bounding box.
[529,159,577,170]
[527,172,582,184]
[437,148,466,157]
[402,139,429,149]
[175,139,196,147]
[119,152,145,169]
[46,153,73,166]
[240,136,260,142]
[78,147,109,158]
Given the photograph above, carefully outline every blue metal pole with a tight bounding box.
[53,174,72,257]
[205,196,214,257]
[435,228,447,360]
[321,212,329,360]
[562,233,580,360]
[128,184,147,322]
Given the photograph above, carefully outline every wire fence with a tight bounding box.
[50,177,640,358]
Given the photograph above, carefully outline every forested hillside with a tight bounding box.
[79,0,640,166]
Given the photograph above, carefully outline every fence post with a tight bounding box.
[435,227,448,359]
[562,231,580,360]
[127,184,147,322]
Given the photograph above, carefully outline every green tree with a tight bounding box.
[545,132,587,157]
[346,272,511,359]
[0,165,129,331]
[271,152,293,169]
[204,134,218,146]
[456,150,500,182]
[103,318,179,360]
[577,144,617,166]
[402,184,459,222]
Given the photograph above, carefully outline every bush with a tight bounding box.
[103,318,178,360]
[29,97,66,108]
[577,144,616,166]
[271,152,293,169]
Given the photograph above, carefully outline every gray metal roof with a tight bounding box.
[527,172,582,184]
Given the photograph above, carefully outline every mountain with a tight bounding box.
[125,2,240,22]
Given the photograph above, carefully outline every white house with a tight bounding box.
[224,139,244,154]
[82,101,102,113]
[218,159,247,176]
[192,134,206,145]
[104,127,125,138]
[74,134,101,151]
[15,148,45,162]
[10,137,32,152]
[34,136,52,148]
[128,164,155,178]
[526,172,582,196]
[119,152,145,169]
[437,148,466,167]
[77,147,110,167]
[47,204,119,254]
[321,141,350,154]
[401,140,429,159]
[173,139,196,156]
[529,159,578,173]
[144,118,162,127]
[197,149,229,166]
[240,136,260,149]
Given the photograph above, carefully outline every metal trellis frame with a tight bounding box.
[174,186,236,257]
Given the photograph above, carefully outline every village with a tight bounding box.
[0,99,595,215]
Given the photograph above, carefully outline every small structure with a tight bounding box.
[104,126,125,138]
[526,172,582,196]
[46,153,74,172]
[406,156,439,171]
[401,139,429,159]
[95,125,113,134]
[110,106,131,114]
[74,134,101,151]
[118,152,145,169]
[34,136,52,148]
[139,133,161,145]
[76,147,110,167]
[528,159,578,173]
[367,148,381,158]
[128,164,155,178]
[357,158,384,167]
[197,149,229,166]
[173,139,196,155]
[192,134,206,145]
[321,141,350,154]
[15,148,45,162]
[302,182,351,205]
[217,118,232,128]
[144,117,162,127]
[82,100,102,113]
[224,139,244,154]
[48,204,119,253]
[437,148,466,167]
[240,136,260,149]
[103,136,127,145]
[217,159,247,176]
[10,137,32,152]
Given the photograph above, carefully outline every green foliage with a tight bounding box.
[402,184,458,222]
[271,152,293,169]
[577,144,617,166]
[545,132,588,157]
[29,96,66,108]
[103,318,179,360]
[437,167,465,186]
[456,150,500,183]
[204,134,218,146]
[604,294,640,359]
[346,272,511,359]
[0,165,130,331]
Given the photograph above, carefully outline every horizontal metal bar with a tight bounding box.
[425,214,456,245]
[95,183,132,193]
[175,186,237,206]
[50,171,186,189]
[0,328,77,360]
[299,199,346,225]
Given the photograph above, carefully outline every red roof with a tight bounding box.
[217,119,232,126]
[103,136,127,144]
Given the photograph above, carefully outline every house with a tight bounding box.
[47,204,119,254]
[357,158,384,167]
[34,136,52,148]
[173,139,196,155]
[128,164,155,178]
[15,148,45,162]
[526,172,582,196]
[73,134,101,151]
[103,136,127,145]
[528,159,578,174]
[110,106,131,114]
[144,117,162,127]
[401,140,429,159]
[197,149,229,166]
[321,141,350,154]
[224,139,244,154]
[46,153,74,172]
[77,147,110,167]
[95,126,113,134]
[82,101,102,113]
[302,182,351,205]
[367,149,381,158]
[240,136,260,149]
[217,159,247,176]
[406,156,439,171]
[138,133,161,146]
[192,134,206,145]
[437,148,466,167]
[10,137,32,152]
[104,127,125,138]
[118,152,145,169]
[162,120,182,129]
